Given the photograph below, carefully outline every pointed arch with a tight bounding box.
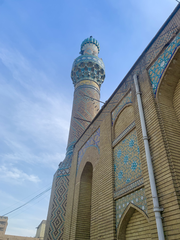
[156,46,180,190]
[157,46,180,125]
[117,203,149,240]
[113,104,134,141]
[75,162,93,239]
[156,46,180,105]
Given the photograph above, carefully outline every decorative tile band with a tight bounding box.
[115,188,147,228]
[114,177,144,199]
[112,122,135,147]
[77,128,100,172]
[72,55,105,69]
[112,91,132,125]
[58,152,73,171]
[149,32,180,95]
[75,84,100,94]
[56,168,70,177]
[71,54,105,87]
[75,80,99,90]
[114,129,142,190]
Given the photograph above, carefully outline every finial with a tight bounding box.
[80,37,100,55]
[71,37,105,88]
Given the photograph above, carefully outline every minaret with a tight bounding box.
[44,37,105,240]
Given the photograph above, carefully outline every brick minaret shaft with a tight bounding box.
[44,37,105,240]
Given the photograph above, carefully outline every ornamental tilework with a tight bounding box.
[134,24,178,74]
[112,91,132,125]
[149,32,180,95]
[72,55,105,70]
[71,53,105,87]
[143,24,178,69]
[58,154,73,171]
[114,178,144,199]
[47,174,69,240]
[115,188,147,228]
[77,128,100,172]
[114,129,141,190]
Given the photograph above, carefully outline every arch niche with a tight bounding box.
[117,203,151,240]
[75,144,99,239]
[75,162,93,240]
[114,105,134,140]
[157,46,180,187]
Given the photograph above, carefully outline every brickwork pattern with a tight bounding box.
[112,91,132,125]
[67,84,100,148]
[114,106,134,141]
[174,79,180,122]
[113,122,135,147]
[75,162,93,239]
[97,115,116,239]
[125,209,151,239]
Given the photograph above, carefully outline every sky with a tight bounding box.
[0,0,178,237]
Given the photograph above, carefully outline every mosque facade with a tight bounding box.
[45,4,180,239]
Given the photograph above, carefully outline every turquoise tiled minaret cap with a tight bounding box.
[71,36,105,87]
[80,36,100,54]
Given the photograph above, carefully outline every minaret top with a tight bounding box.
[80,36,100,56]
[71,37,105,88]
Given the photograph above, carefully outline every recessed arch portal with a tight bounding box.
[157,47,180,106]
[157,47,180,189]
[114,105,134,141]
[117,203,150,240]
[75,162,93,239]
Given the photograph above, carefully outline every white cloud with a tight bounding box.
[0,43,72,237]
[0,165,40,183]
[0,44,71,170]
[0,151,65,169]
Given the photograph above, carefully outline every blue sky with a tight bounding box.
[0,0,178,237]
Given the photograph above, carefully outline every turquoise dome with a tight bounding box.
[81,36,100,53]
